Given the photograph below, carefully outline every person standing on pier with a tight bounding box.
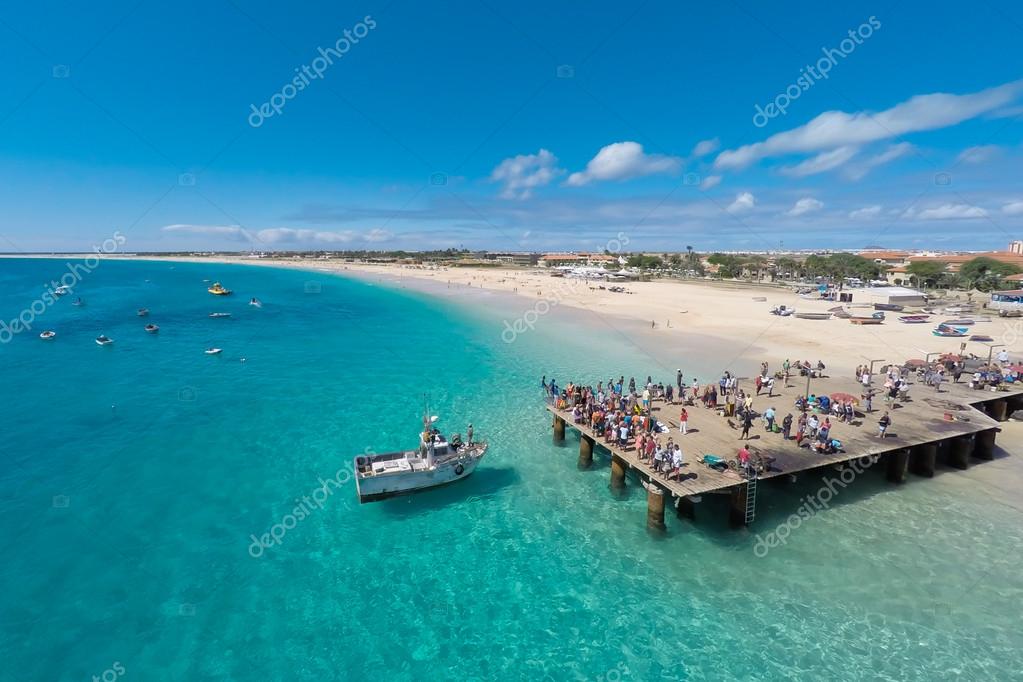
[740,410,754,440]
[877,411,891,438]
[467,424,474,445]
[679,407,688,435]
[764,406,776,432]
[782,413,793,440]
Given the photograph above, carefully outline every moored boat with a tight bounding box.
[828,306,851,319]
[933,325,968,337]
[794,312,831,320]
[39,330,56,340]
[144,324,159,333]
[95,335,114,346]
[204,347,223,355]
[850,316,883,325]
[355,415,487,502]
[137,308,149,317]
[249,297,262,307]
[941,318,975,326]
[873,303,904,312]
[899,315,930,324]
[208,312,231,318]
[208,282,232,295]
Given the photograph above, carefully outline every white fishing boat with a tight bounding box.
[137,308,149,317]
[205,348,223,355]
[40,330,56,340]
[54,285,71,296]
[144,323,159,333]
[249,297,262,308]
[354,415,487,503]
[95,335,114,346]
[208,312,231,318]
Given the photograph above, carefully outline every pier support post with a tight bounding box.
[948,435,973,470]
[610,456,627,494]
[729,485,749,528]
[578,434,594,469]
[886,448,910,484]
[973,429,996,460]
[910,443,937,478]
[552,415,565,444]
[646,485,666,531]
[676,496,696,521]
[988,399,1008,422]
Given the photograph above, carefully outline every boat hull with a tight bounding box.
[355,446,486,502]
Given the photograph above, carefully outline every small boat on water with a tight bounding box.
[208,282,232,296]
[204,348,223,355]
[933,325,968,337]
[95,335,114,346]
[249,297,262,308]
[54,285,71,296]
[137,308,149,317]
[40,330,56,340]
[899,315,930,324]
[354,414,487,503]
[873,303,904,312]
[144,324,159,333]
[72,297,85,307]
[794,312,832,320]
[208,312,232,319]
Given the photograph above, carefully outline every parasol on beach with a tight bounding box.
[1007,364,1023,372]
[830,392,860,405]
[939,353,962,361]
[903,358,929,368]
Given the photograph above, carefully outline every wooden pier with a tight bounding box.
[546,371,1023,530]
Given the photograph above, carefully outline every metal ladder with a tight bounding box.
[744,474,758,525]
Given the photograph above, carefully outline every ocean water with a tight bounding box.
[1,258,1021,681]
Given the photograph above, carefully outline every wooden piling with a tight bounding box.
[886,448,910,484]
[729,485,749,527]
[988,399,1008,422]
[610,455,627,493]
[973,429,996,460]
[646,484,666,531]
[909,442,937,478]
[578,434,594,469]
[552,415,565,444]
[948,435,973,470]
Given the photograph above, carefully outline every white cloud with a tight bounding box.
[916,204,988,220]
[780,146,859,177]
[727,191,756,213]
[699,174,722,190]
[956,144,1001,165]
[692,138,720,157]
[786,197,824,217]
[849,205,882,219]
[1002,201,1023,215]
[160,224,392,245]
[844,142,915,180]
[714,80,1023,170]
[566,141,681,186]
[490,149,563,199]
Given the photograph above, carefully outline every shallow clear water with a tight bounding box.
[1,258,1021,681]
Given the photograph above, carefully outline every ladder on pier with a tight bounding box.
[744,474,758,525]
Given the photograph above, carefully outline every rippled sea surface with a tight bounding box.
[1,258,1021,681]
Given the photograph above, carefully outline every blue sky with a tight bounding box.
[1,0,1022,252]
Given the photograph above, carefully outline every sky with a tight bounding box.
[1,0,1022,253]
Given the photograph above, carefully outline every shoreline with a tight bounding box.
[6,253,1018,376]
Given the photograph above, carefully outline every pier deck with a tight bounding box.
[546,373,1022,506]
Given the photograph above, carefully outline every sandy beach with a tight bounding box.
[69,254,1019,377]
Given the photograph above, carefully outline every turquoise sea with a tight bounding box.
[1,258,1021,681]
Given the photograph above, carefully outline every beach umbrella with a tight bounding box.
[903,358,929,368]
[1007,364,1023,372]
[939,353,962,361]
[830,392,859,405]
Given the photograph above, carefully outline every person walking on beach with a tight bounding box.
[764,406,776,432]
[765,376,775,397]
[740,410,754,440]
[877,411,891,438]
[782,413,793,440]
[679,407,689,435]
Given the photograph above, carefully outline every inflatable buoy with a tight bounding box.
[454,464,464,476]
